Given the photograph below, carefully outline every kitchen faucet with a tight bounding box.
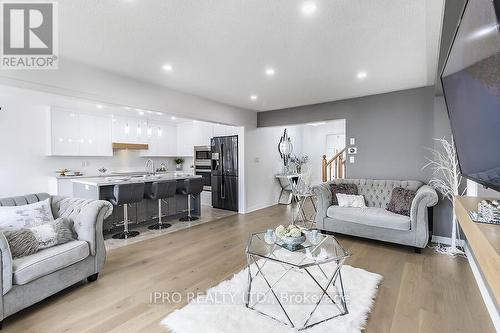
[145,159,155,175]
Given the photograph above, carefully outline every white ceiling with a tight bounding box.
[59,0,445,111]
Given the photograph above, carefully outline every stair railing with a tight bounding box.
[321,148,346,182]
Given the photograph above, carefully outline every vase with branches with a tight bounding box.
[423,137,466,256]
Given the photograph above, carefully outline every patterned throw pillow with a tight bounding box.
[329,183,359,205]
[2,217,75,258]
[387,187,417,216]
[0,198,54,230]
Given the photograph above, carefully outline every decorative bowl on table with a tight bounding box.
[275,224,306,250]
[281,235,306,247]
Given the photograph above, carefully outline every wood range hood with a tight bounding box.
[112,142,149,150]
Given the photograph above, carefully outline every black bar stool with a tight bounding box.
[144,180,177,230]
[109,182,145,239]
[176,178,204,222]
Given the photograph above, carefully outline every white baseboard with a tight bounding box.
[430,235,465,247]
[243,201,277,214]
[464,243,500,332]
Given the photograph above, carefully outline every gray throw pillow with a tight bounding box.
[30,217,75,250]
[387,187,417,216]
[3,217,75,258]
[3,229,39,258]
[329,183,358,205]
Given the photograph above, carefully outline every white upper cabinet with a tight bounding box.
[140,122,177,157]
[48,108,112,156]
[112,116,148,144]
[50,110,80,156]
[193,121,214,146]
[176,122,194,157]
[212,123,239,137]
[79,114,113,156]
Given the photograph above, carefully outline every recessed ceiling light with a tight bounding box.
[123,106,131,110]
[265,68,275,76]
[137,110,145,115]
[162,64,173,72]
[250,94,258,101]
[96,104,103,109]
[357,71,367,79]
[301,2,317,15]
[171,116,176,120]
[146,110,153,114]
[156,112,163,116]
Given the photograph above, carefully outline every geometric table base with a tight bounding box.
[245,253,348,331]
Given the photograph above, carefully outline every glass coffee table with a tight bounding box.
[245,231,350,331]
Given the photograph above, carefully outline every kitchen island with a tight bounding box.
[72,174,202,232]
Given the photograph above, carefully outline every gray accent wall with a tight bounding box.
[257,86,454,237]
[435,0,467,94]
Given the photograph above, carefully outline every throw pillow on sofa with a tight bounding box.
[0,198,54,229]
[387,187,417,216]
[329,183,358,205]
[3,217,75,258]
[336,194,366,208]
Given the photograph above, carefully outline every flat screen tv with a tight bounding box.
[441,0,500,191]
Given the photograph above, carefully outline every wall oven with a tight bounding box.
[194,146,212,191]
[195,165,212,191]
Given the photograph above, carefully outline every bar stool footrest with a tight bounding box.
[148,223,172,230]
[112,230,140,239]
[179,216,199,222]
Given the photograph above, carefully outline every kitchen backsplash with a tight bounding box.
[53,150,194,176]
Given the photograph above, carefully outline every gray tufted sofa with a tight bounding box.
[312,179,438,250]
[0,193,112,327]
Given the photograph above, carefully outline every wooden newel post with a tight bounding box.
[322,155,327,182]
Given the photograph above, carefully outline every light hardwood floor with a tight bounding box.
[3,204,495,333]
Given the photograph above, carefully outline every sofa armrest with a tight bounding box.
[51,197,112,258]
[0,232,13,295]
[312,183,332,229]
[410,185,438,247]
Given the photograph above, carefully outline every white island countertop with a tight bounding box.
[71,174,201,187]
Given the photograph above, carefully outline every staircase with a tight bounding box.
[321,148,346,182]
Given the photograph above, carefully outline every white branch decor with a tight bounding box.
[423,137,466,256]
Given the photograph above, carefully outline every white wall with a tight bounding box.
[243,120,346,213]
[0,59,256,127]
[244,125,303,213]
[467,179,500,198]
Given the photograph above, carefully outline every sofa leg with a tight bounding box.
[87,273,99,282]
[414,247,422,254]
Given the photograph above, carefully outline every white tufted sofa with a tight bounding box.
[312,179,438,250]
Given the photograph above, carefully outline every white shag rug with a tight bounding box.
[161,261,382,333]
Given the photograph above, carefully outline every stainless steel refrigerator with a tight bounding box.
[211,135,238,211]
